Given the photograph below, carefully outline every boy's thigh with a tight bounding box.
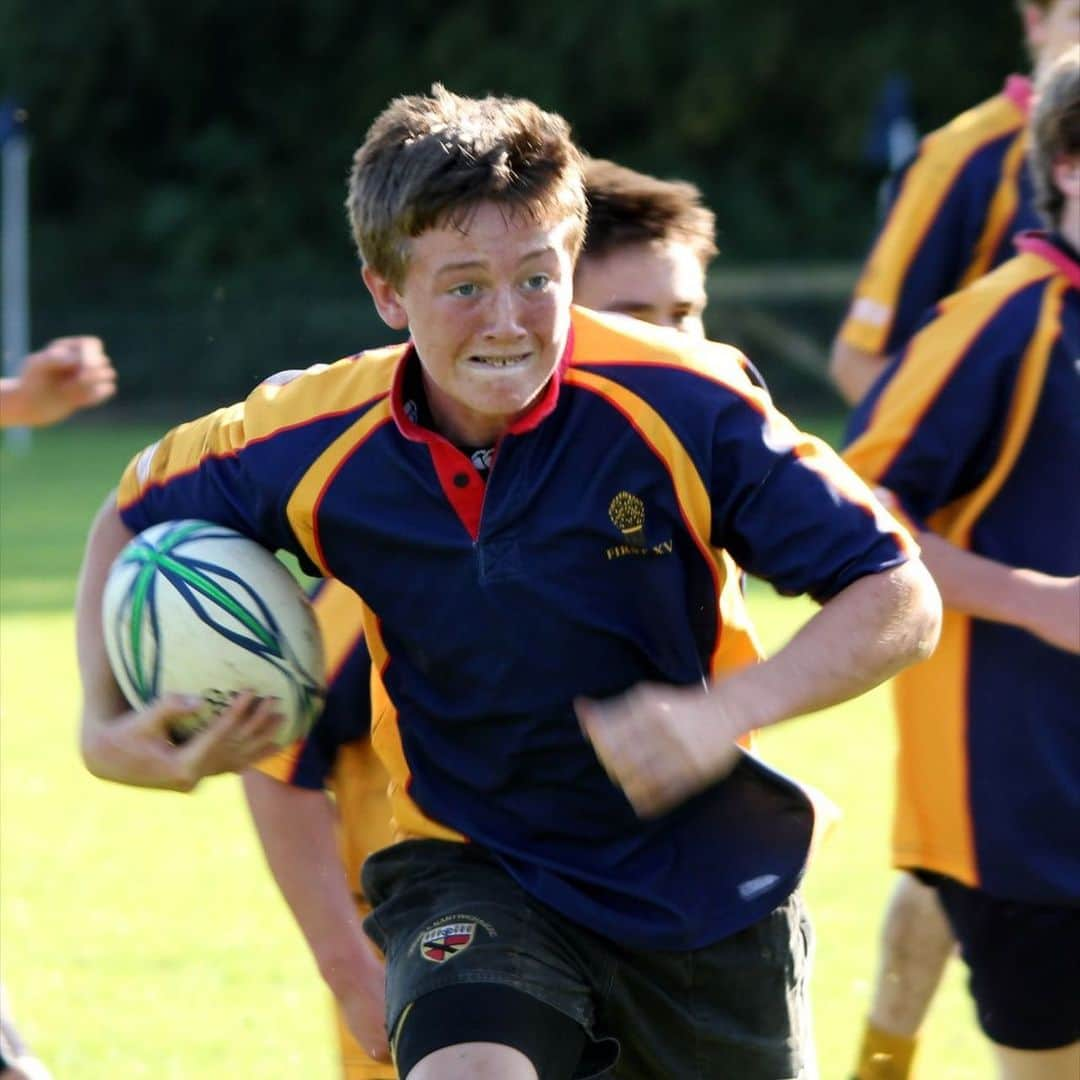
[604,892,815,1080]
[362,839,616,1077]
[922,872,1080,1050]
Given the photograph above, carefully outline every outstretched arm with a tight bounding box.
[243,770,389,1061]
[0,336,117,427]
[579,558,941,815]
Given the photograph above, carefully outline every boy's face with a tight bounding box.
[573,240,708,338]
[364,201,576,447]
[1027,0,1080,71]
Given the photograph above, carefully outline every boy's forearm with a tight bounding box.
[918,531,1047,626]
[76,493,135,739]
[713,559,941,740]
[242,771,377,997]
[828,338,889,407]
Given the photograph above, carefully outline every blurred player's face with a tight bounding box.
[573,240,707,338]
[1026,0,1080,72]
[364,201,575,447]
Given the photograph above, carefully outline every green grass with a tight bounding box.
[0,423,989,1077]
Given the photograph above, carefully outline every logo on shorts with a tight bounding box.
[419,921,477,963]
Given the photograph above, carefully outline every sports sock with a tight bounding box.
[853,1022,917,1079]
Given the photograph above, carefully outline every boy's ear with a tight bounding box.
[1051,153,1080,201]
[362,266,409,331]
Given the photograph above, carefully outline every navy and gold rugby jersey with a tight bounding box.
[840,76,1040,357]
[845,233,1080,905]
[119,305,913,949]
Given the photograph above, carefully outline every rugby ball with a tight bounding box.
[102,519,325,745]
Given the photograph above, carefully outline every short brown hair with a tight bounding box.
[1030,46,1080,223]
[580,158,718,269]
[347,85,587,288]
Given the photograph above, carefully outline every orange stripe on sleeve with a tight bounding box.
[838,97,1025,355]
[843,255,1055,489]
[117,404,247,511]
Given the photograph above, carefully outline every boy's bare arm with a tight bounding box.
[242,771,389,1061]
[579,558,942,816]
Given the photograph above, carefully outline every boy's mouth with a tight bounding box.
[468,353,530,368]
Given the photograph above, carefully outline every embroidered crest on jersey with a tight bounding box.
[606,492,673,560]
[419,921,477,963]
[609,492,646,547]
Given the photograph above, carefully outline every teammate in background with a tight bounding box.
[832,6,1079,1078]
[844,46,1080,1080]
[0,336,116,428]
[0,335,116,1080]
[75,87,940,1078]
[244,157,755,1080]
[830,0,1079,408]
[573,158,715,334]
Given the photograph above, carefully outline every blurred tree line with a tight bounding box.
[1,0,1026,409]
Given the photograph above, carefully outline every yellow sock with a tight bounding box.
[853,1022,918,1080]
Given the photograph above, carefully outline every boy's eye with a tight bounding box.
[523,274,550,291]
[450,283,478,298]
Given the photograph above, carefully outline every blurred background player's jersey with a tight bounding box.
[844,233,1080,904]
[840,76,1041,358]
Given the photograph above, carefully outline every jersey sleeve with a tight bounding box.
[842,289,1027,527]
[708,387,917,603]
[838,137,999,357]
[116,369,373,576]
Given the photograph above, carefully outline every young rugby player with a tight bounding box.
[833,6,1079,1077]
[844,46,1080,1080]
[244,157,751,1080]
[75,87,940,1079]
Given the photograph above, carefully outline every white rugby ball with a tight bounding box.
[102,519,325,745]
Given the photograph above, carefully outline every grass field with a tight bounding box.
[0,422,990,1078]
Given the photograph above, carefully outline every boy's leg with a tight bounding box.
[397,984,586,1080]
[362,840,615,1080]
[991,1042,1080,1080]
[603,890,816,1079]
[405,1043,538,1080]
[853,872,954,1079]
[924,873,1080,1076]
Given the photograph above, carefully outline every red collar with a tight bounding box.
[390,325,575,445]
[1003,73,1033,115]
[1015,231,1080,289]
